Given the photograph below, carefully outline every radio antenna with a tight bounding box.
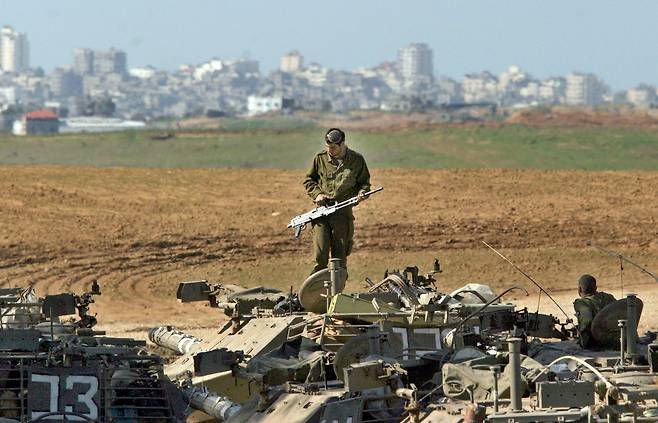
[482,241,571,321]
[586,240,658,283]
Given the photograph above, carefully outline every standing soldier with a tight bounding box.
[303,128,371,274]
[573,274,616,349]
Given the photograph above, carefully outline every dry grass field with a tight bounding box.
[0,166,656,337]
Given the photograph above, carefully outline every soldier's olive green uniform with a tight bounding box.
[573,291,616,349]
[303,148,371,273]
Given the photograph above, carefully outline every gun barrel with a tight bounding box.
[148,326,202,355]
[184,387,242,422]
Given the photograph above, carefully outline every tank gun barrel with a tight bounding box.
[148,326,202,355]
[183,387,242,422]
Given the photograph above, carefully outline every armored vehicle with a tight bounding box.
[150,249,658,423]
[0,282,186,422]
[149,257,619,422]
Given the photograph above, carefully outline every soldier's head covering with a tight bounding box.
[578,274,597,294]
[325,128,345,145]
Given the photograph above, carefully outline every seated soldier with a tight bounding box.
[573,274,616,349]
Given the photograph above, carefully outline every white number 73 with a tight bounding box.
[31,374,98,421]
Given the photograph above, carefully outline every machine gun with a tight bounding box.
[287,187,383,237]
[39,280,102,329]
[176,280,300,318]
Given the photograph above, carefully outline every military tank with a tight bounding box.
[0,281,187,422]
[152,256,642,422]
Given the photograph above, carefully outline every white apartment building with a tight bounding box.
[537,78,566,103]
[193,58,259,80]
[1,26,29,73]
[398,43,433,86]
[0,86,17,106]
[566,72,606,106]
[626,86,655,108]
[298,63,330,87]
[499,65,529,92]
[129,66,157,79]
[193,59,225,80]
[280,50,303,73]
[463,72,498,103]
[247,95,282,116]
[356,61,403,92]
[519,81,540,98]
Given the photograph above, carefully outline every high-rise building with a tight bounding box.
[398,43,433,85]
[73,48,95,75]
[566,72,606,106]
[280,50,303,73]
[1,26,29,73]
[49,68,83,98]
[94,48,127,75]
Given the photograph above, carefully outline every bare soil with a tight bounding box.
[175,108,658,134]
[0,166,656,338]
[317,108,658,131]
[505,107,658,128]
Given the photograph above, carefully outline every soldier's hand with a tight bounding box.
[356,190,368,203]
[314,194,331,205]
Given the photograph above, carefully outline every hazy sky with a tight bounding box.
[4,0,657,89]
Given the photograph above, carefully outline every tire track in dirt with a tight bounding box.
[0,167,655,335]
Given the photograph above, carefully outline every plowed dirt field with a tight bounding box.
[1,166,656,337]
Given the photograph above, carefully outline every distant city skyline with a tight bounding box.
[2,0,658,90]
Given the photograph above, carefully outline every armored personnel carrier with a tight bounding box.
[0,282,186,422]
